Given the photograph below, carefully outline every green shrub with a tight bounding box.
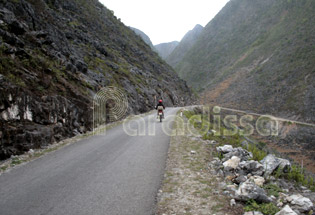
[307,177,315,192]
[274,166,284,179]
[273,164,315,191]
[285,164,312,187]
[247,143,267,161]
[263,183,283,197]
[244,200,279,215]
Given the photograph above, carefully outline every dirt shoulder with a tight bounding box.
[155,112,243,215]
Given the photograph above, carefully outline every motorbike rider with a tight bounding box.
[155,99,165,118]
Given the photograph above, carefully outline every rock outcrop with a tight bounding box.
[0,0,193,159]
[174,0,315,160]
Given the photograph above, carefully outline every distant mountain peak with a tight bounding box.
[193,24,203,30]
[166,24,204,68]
[154,41,179,60]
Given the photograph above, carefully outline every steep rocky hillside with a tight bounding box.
[154,41,179,60]
[166,24,203,68]
[129,27,155,51]
[176,0,315,124]
[173,0,315,168]
[0,0,192,159]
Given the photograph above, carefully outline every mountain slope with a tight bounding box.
[129,27,155,51]
[166,24,203,68]
[176,0,315,123]
[154,41,179,60]
[0,0,192,159]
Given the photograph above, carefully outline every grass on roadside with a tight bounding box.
[244,200,279,215]
[183,107,315,212]
[157,110,235,214]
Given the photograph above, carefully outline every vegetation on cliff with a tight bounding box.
[175,0,314,123]
[0,0,192,159]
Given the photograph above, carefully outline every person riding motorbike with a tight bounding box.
[155,99,165,119]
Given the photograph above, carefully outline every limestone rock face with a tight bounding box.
[0,0,193,159]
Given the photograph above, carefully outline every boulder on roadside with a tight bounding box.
[209,158,223,172]
[226,184,238,193]
[223,166,236,177]
[223,147,253,162]
[235,179,271,203]
[261,154,290,177]
[278,158,291,173]
[217,145,234,153]
[275,205,297,215]
[286,194,313,213]
[216,145,253,161]
[223,156,241,169]
[238,160,265,176]
[234,175,248,184]
[249,175,265,187]
[230,198,236,207]
[261,154,279,176]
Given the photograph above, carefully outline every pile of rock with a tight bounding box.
[210,145,315,215]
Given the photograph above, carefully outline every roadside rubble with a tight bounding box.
[209,145,315,215]
[156,110,314,215]
[156,116,244,215]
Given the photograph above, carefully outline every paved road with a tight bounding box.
[0,108,179,215]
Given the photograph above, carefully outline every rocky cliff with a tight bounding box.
[154,41,179,60]
[175,0,315,123]
[173,0,315,167]
[166,24,203,68]
[0,0,193,159]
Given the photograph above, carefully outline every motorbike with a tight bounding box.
[157,106,164,122]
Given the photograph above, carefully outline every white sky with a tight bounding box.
[99,0,230,45]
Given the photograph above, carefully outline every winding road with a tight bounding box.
[0,108,179,215]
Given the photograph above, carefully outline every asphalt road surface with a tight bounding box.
[0,108,179,215]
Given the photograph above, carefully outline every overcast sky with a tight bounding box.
[100,0,230,45]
